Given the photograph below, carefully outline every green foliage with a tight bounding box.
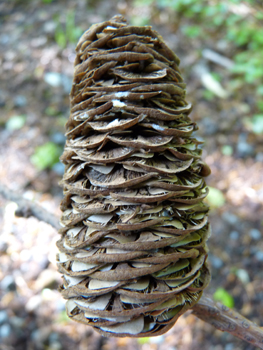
[31,142,62,171]
[6,115,26,131]
[54,11,83,49]
[202,89,215,101]
[134,0,154,5]
[256,85,263,96]
[181,25,201,38]
[45,106,62,117]
[205,187,225,208]
[257,101,263,112]
[244,114,263,134]
[137,337,151,344]
[221,145,233,156]
[233,52,263,83]
[56,310,69,324]
[214,288,235,308]
[57,116,69,127]
[211,72,221,82]
[134,0,263,87]
[130,15,150,26]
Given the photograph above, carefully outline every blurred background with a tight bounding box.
[0,0,262,349]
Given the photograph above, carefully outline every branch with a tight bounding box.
[0,183,60,231]
[192,293,263,349]
[1,183,263,347]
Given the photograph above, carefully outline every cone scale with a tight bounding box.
[57,15,211,337]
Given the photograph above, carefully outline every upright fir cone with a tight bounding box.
[57,15,211,337]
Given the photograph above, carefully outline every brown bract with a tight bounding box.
[58,15,211,337]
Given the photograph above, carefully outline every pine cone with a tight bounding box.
[57,15,211,337]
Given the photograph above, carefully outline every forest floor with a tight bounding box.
[0,1,262,350]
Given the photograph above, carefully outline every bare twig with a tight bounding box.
[1,183,263,347]
[202,48,234,70]
[192,293,263,349]
[0,183,60,231]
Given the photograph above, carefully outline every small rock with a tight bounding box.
[237,133,254,158]
[43,21,57,34]
[25,295,42,312]
[49,332,60,343]
[222,212,239,225]
[52,162,65,175]
[0,95,6,107]
[201,117,219,135]
[49,341,62,350]
[255,251,263,262]
[9,316,24,328]
[249,228,261,240]
[0,34,9,45]
[0,310,8,324]
[48,332,62,350]
[0,275,16,291]
[13,95,27,107]
[31,329,40,341]
[0,240,8,253]
[237,142,254,157]
[210,255,223,269]
[31,36,47,47]
[44,72,62,87]
[44,72,72,93]
[0,323,11,338]
[51,132,66,145]
[34,269,58,290]
[6,115,26,131]
[236,269,250,284]
[225,344,234,350]
[211,345,224,350]
[255,153,263,162]
[61,74,72,94]
[230,231,239,240]
[31,325,52,343]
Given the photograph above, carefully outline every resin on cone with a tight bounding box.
[57,15,211,337]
